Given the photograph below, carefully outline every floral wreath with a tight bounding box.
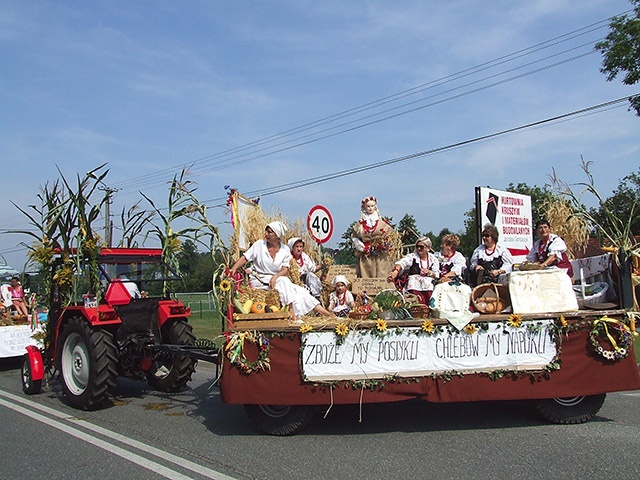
[588,316,633,362]
[361,196,377,208]
[224,331,271,374]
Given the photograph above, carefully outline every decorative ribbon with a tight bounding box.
[593,316,632,350]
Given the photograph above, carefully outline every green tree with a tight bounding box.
[178,239,200,277]
[334,223,356,265]
[590,166,640,238]
[458,183,554,258]
[505,182,555,223]
[397,214,421,248]
[595,0,640,116]
[433,228,453,252]
[458,209,478,259]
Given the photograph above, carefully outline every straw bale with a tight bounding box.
[540,196,589,259]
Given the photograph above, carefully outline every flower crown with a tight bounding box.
[361,196,377,207]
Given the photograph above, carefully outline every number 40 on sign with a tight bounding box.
[307,205,333,244]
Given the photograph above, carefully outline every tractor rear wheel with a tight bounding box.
[147,319,196,392]
[58,317,117,410]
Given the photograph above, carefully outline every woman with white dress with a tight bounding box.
[435,233,467,283]
[229,221,332,319]
[287,237,323,297]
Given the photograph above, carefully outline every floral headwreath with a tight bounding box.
[361,196,377,208]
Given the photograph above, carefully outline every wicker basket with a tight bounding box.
[348,311,369,320]
[408,304,430,319]
[472,283,511,314]
[573,282,608,308]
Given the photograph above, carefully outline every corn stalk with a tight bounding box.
[549,157,640,265]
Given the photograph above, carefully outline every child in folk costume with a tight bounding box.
[328,275,355,317]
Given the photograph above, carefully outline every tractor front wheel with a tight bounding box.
[58,317,117,410]
[21,354,42,395]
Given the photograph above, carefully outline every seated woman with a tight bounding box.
[229,221,333,320]
[526,219,574,277]
[287,237,323,297]
[388,237,440,304]
[470,224,513,285]
[9,277,30,317]
[435,233,467,283]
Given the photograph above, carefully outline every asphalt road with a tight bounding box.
[1,356,639,480]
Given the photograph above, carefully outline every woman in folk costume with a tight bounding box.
[388,237,440,305]
[470,223,514,286]
[526,219,574,277]
[229,221,333,319]
[351,196,396,278]
[287,237,323,297]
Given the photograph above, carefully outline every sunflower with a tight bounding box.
[464,324,478,335]
[299,323,313,334]
[508,313,523,328]
[559,315,567,327]
[376,319,387,332]
[421,320,435,333]
[335,323,349,337]
[219,279,232,292]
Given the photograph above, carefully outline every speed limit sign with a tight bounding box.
[307,205,333,244]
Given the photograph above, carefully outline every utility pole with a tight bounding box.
[99,184,119,247]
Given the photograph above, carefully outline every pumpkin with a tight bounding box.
[251,301,267,314]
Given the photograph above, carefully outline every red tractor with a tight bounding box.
[22,247,198,410]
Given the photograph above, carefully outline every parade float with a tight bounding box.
[216,187,640,436]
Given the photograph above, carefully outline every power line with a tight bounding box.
[201,95,633,204]
[110,14,620,193]
[1,95,633,261]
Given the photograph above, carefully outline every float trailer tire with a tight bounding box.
[533,394,606,424]
[244,404,317,436]
[58,317,118,410]
[21,354,42,395]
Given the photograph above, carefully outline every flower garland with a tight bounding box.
[224,331,271,374]
[588,316,634,362]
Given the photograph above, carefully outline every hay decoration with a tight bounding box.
[387,228,403,262]
[244,206,270,245]
[540,195,590,259]
[236,286,281,308]
[287,217,324,265]
[288,257,303,286]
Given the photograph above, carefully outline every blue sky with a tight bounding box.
[1,0,638,271]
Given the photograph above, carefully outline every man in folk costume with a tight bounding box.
[351,196,395,278]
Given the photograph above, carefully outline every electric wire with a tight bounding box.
[111,15,621,192]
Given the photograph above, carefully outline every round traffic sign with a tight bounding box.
[307,205,333,244]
